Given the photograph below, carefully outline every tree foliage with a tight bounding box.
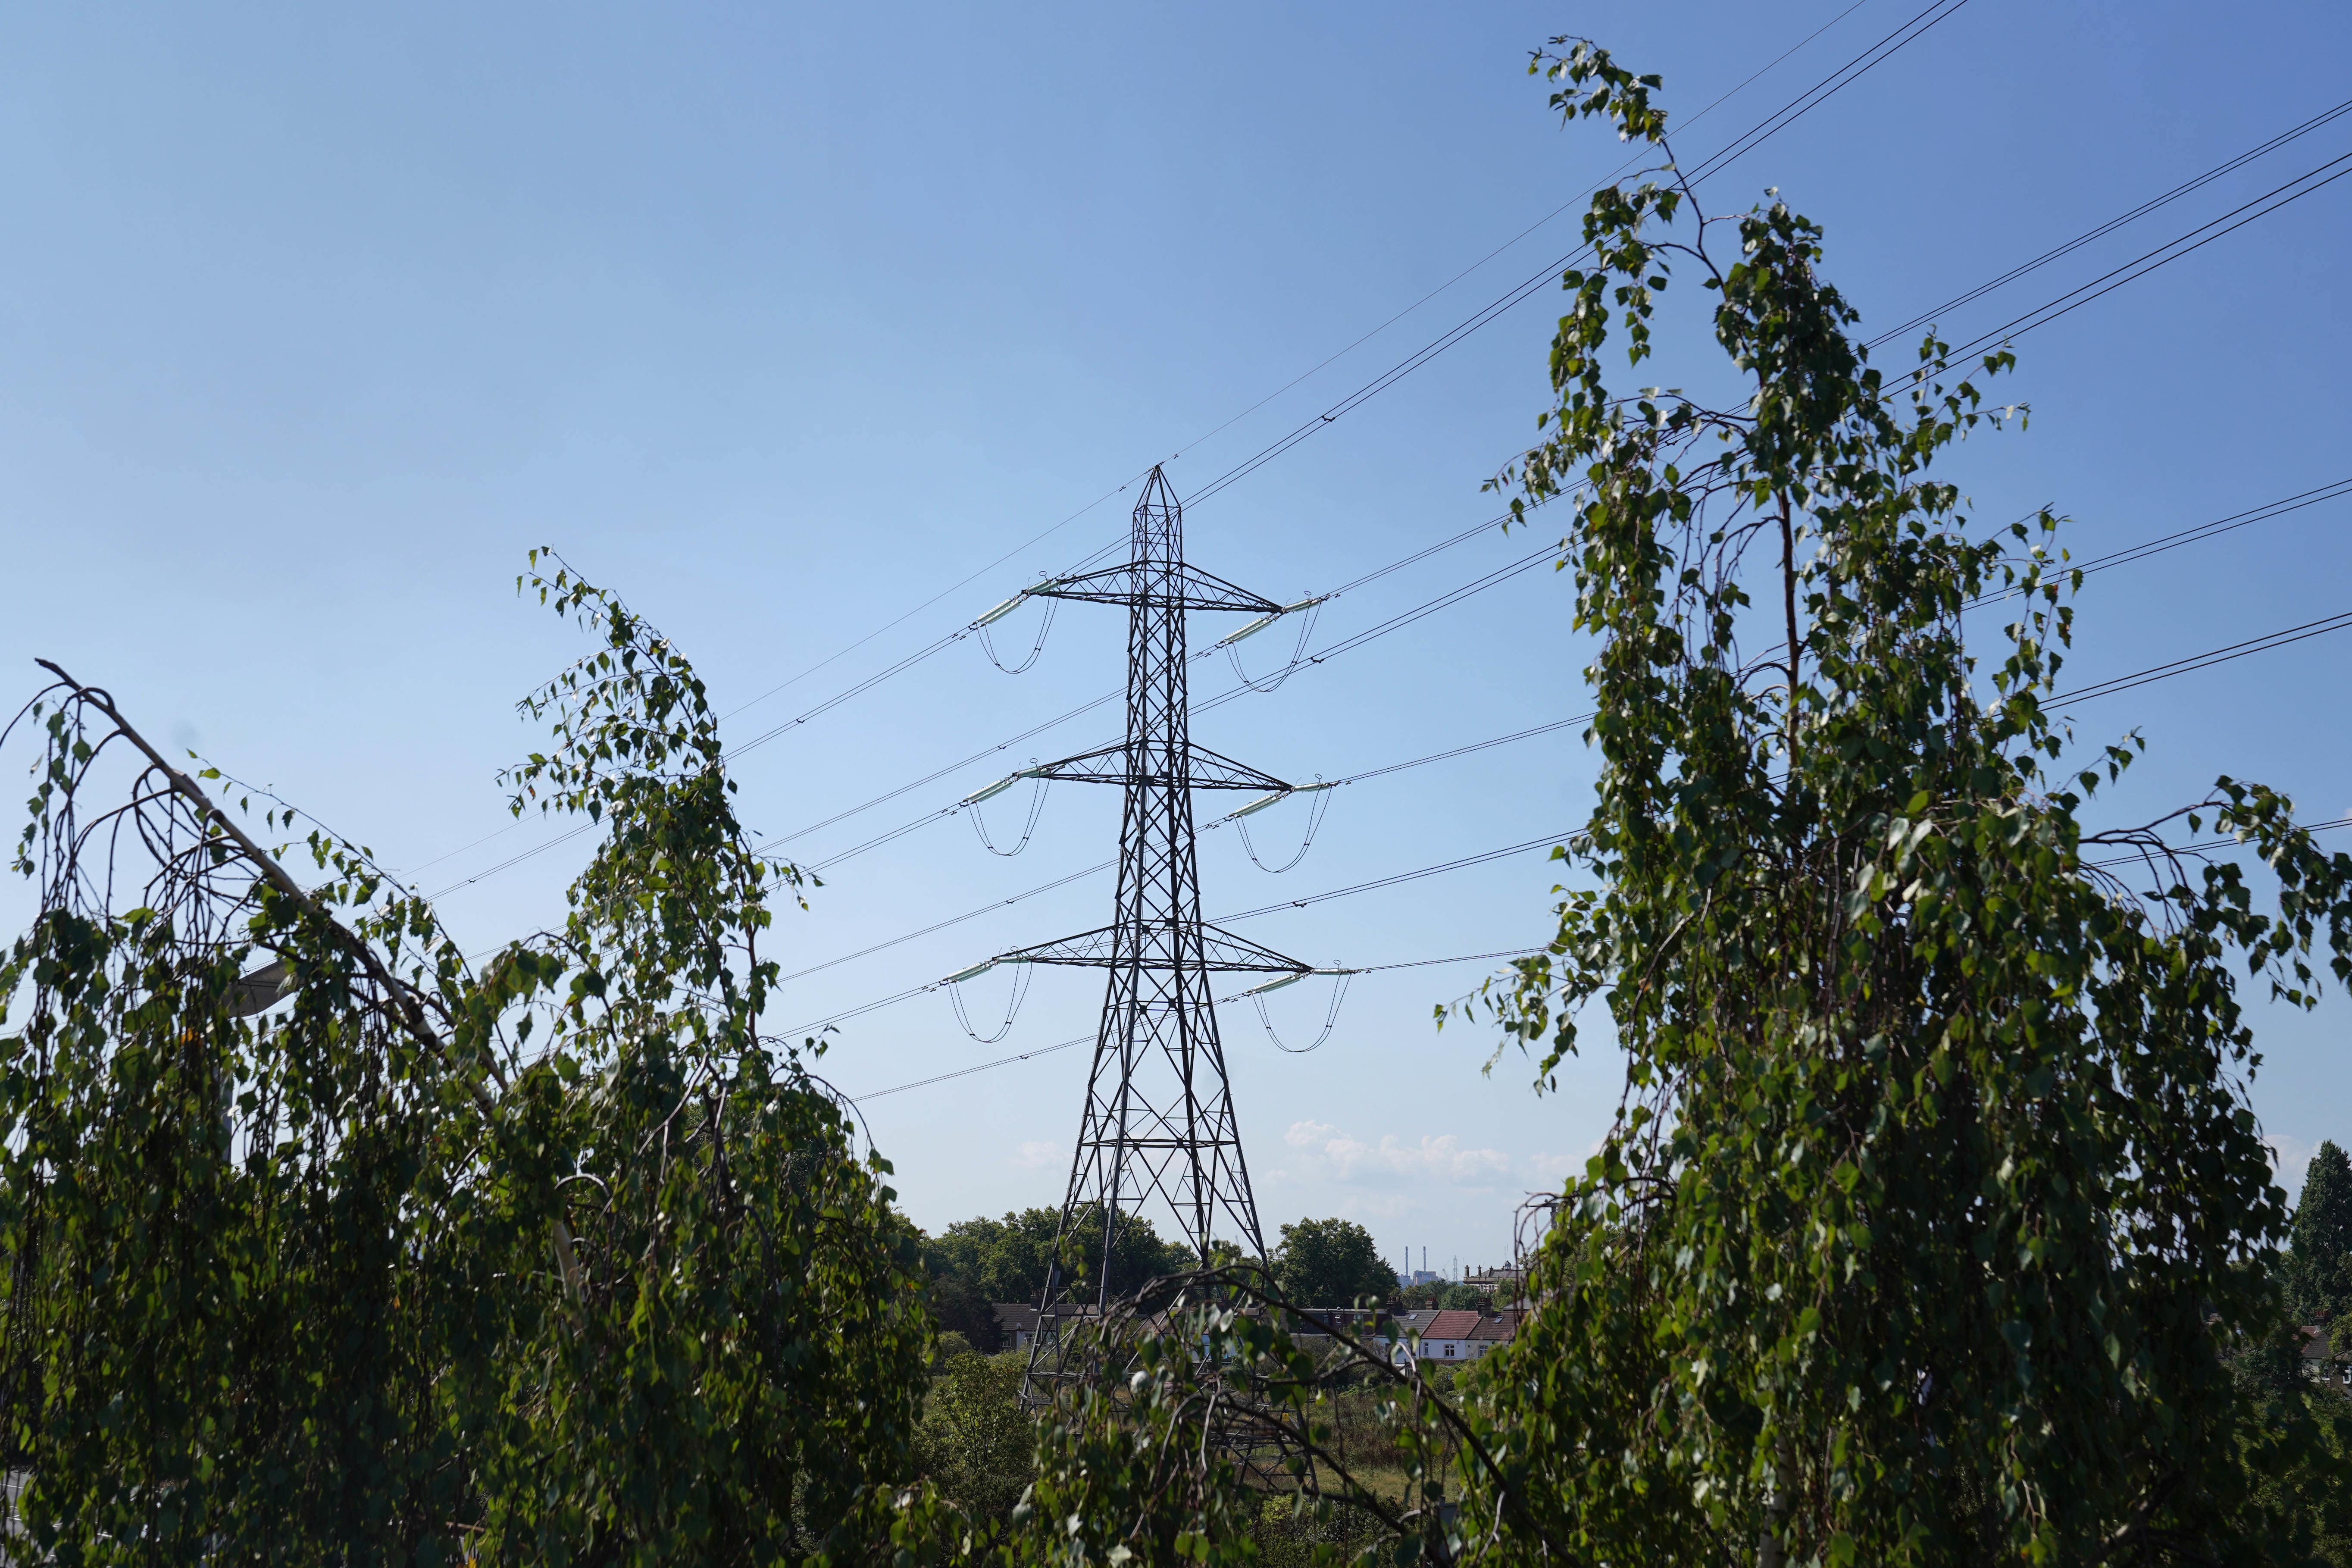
[2291,1141,2352,1325]
[925,1204,1191,1309]
[0,557,929,1562]
[1274,1217,1398,1308]
[1444,38,2352,1567]
[9,36,2352,1568]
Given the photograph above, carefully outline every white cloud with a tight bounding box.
[2270,1132,2316,1199]
[1283,1119,1520,1188]
[1011,1139,1061,1171]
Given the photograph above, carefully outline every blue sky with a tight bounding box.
[4,0,2349,1274]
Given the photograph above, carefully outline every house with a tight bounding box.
[1463,1264,1527,1305]
[1392,1308,1522,1366]
[992,1302,1098,1351]
[2300,1324,2351,1390]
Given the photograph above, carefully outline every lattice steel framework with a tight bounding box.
[1007,466,1310,1391]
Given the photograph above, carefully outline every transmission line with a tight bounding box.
[409,1,1979,900]
[774,712,1598,989]
[742,0,1916,750]
[776,586,2352,1044]
[795,468,2350,881]
[420,33,2340,906]
[2087,815,2352,873]
[1181,0,1975,510]
[844,948,1545,1103]
[420,503,1538,901]
[1867,93,2352,352]
[458,0,1927,878]
[2049,610,2352,706]
[769,828,1574,1042]
[850,811,2352,1106]
[1966,477,2352,610]
[778,535,1569,878]
[1923,148,2352,369]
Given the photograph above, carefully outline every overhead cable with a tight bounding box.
[783,596,2352,1041]
[1179,0,1976,510]
[1161,0,1878,469]
[843,947,1546,1103]
[1923,148,2352,369]
[770,831,1573,1042]
[773,714,1594,989]
[2048,610,2352,707]
[1867,92,2352,351]
[767,517,1560,873]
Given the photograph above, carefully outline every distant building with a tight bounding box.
[1463,1264,1523,1292]
[993,1302,1097,1351]
[2301,1324,2351,1390]
[1392,1308,1522,1366]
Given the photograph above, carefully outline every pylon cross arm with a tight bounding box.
[1029,741,1289,793]
[1030,562,1282,616]
[993,922,1310,974]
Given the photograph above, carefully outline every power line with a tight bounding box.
[1211,833,1572,924]
[2049,610,2352,706]
[1675,0,1973,190]
[802,462,2344,883]
[723,488,1141,724]
[1162,0,1880,472]
[2069,479,2352,579]
[2087,815,2352,873]
[848,799,2352,1104]
[843,948,1545,1103]
[1926,148,2352,368]
[474,1,1919,865]
[426,20,2335,908]
[771,830,1574,1042]
[435,470,2352,904]
[1966,478,2352,610]
[843,802,2352,1105]
[1178,0,1976,510]
[774,712,1598,989]
[409,4,1968,898]
[777,590,2352,1043]
[1867,93,2352,351]
[638,0,1934,766]
[422,504,1536,901]
[782,533,1570,877]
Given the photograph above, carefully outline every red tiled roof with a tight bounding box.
[1469,1310,1523,1342]
[1422,1309,1485,1340]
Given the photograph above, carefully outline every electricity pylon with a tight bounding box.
[994,466,1311,1397]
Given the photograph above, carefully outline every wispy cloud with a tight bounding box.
[2269,1131,2316,1198]
[1283,1119,1521,1188]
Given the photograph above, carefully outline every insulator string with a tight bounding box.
[1235,784,1335,873]
[948,961,1032,1045]
[976,595,1058,675]
[1254,971,1354,1055]
[968,775,1051,857]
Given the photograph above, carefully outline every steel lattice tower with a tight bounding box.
[997,466,1310,1390]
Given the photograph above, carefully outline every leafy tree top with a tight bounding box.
[2292,1140,2352,1324]
[1442,35,2352,1567]
[1273,1216,1398,1308]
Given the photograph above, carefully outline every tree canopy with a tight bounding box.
[0,559,929,1562]
[2292,1141,2352,1324]
[1447,38,2352,1566]
[924,1205,1191,1308]
[1273,1217,1398,1308]
[9,35,2352,1568]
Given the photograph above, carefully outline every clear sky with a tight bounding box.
[4,1,2349,1275]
